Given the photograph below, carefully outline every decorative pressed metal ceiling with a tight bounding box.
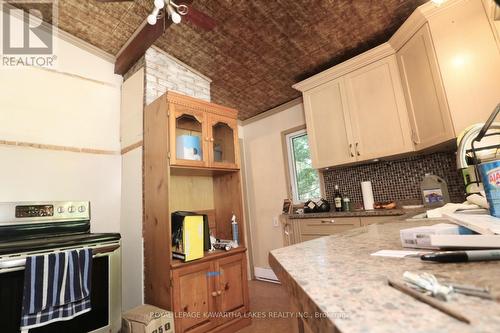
[12,0,426,120]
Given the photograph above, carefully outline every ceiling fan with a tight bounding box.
[95,0,216,75]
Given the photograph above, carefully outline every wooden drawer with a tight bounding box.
[299,217,361,236]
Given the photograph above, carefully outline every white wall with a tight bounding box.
[0,12,122,236]
[120,147,144,311]
[0,146,121,233]
[120,68,144,311]
[242,102,305,271]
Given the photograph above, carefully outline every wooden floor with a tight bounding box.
[238,280,299,333]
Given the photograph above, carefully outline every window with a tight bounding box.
[285,129,321,202]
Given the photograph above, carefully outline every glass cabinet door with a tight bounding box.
[208,115,239,168]
[169,106,207,167]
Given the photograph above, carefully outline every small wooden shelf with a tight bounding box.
[170,165,239,177]
[171,247,247,269]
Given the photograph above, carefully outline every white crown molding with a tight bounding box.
[389,7,428,51]
[241,97,303,126]
[292,42,395,92]
[1,2,115,63]
[390,0,468,51]
[57,27,115,63]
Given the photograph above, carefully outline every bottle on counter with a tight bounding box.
[421,173,450,208]
[334,185,343,212]
[304,199,318,213]
[231,214,239,247]
[342,197,351,212]
[316,198,331,212]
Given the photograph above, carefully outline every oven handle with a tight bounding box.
[0,243,120,274]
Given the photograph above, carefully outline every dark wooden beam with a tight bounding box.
[184,5,216,31]
[114,15,170,75]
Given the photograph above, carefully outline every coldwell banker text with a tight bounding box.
[1,0,57,67]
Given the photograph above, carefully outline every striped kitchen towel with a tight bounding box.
[20,249,93,330]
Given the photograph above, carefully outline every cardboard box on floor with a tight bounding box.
[122,304,174,333]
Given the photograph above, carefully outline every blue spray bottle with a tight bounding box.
[231,214,239,247]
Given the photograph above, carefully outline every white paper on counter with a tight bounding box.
[370,250,431,258]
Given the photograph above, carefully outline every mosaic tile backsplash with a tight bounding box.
[323,151,466,206]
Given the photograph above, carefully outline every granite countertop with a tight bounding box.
[269,218,500,333]
[287,208,408,219]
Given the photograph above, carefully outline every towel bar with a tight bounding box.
[0,242,120,273]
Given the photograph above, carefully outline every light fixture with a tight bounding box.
[167,4,181,24]
[147,0,189,26]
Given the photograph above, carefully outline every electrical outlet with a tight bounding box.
[272,216,279,227]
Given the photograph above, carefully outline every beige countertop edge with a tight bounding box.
[268,252,340,333]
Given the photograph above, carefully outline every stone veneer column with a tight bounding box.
[144,46,211,104]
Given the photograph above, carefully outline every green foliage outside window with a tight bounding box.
[291,134,320,201]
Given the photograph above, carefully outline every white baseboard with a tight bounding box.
[254,267,279,283]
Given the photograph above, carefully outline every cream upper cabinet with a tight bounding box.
[426,0,500,135]
[396,23,455,151]
[303,78,355,169]
[344,55,413,161]
[303,55,413,168]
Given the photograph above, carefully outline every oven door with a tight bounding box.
[0,242,121,333]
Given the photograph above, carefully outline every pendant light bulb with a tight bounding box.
[167,4,182,24]
[147,6,160,25]
[171,11,182,24]
[147,14,157,25]
[154,0,165,9]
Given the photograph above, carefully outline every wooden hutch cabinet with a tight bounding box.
[144,91,250,333]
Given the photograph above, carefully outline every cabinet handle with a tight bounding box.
[355,142,360,156]
[349,144,354,157]
[210,138,214,142]
[211,291,218,297]
[321,219,335,224]
[206,137,210,142]
[217,290,222,295]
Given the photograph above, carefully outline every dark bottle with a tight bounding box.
[334,185,343,212]
[316,198,331,212]
[303,199,318,213]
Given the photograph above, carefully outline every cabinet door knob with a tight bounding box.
[217,290,222,295]
[355,142,361,156]
[210,138,214,142]
[211,291,218,297]
[349,144,354,157]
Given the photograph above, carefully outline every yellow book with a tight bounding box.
[182,215,204,261]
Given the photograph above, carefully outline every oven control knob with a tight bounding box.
[78,206,86,213]
[57,207,65,214]
[68,206,76,213]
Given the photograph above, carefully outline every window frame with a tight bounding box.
[281,126,323,204]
